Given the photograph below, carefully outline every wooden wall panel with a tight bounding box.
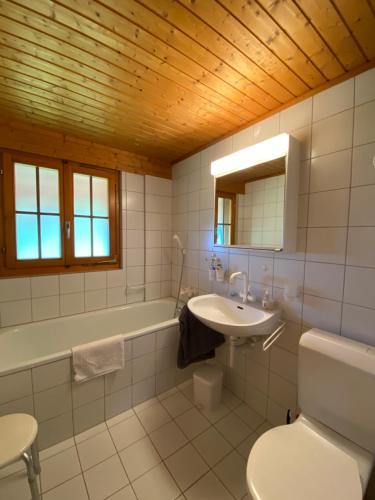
[0,119,171,178]
[0,0,374,164]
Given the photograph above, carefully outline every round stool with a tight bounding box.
[0,414,41,500]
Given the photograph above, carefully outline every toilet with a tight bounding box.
[247,328,375,500]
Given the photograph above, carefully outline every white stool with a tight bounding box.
[193,363,223,412]
[0,414,41,500]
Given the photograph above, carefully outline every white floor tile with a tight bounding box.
[106,485,137,499]
[0,470,33,500]
[119,436,161,481]
[234,404,265,430]
[161,392,193,417]
[74,423,107,444]
[236,433,259,459]
[106,408,135,428]
[134,397,159,414]
[149,421,188,459]
[41,446,81,492]
[157,387,178,401]
[192,427,232,467]
[84,455,129,500]
[184,471,233,500]
[137,401,171,432]
[215,413,252,447]
[109,415,146,451]
[165,444,209,491]
[200,403,231,423]
[77,430,116,470]
[39,438,75,461]
[213,451,247,500]
[222,389,242,410]
[132,463,180,500]
[256,421,273,435]
[175,407,211,440]
[178,381,194,402]
[43,475,88,500]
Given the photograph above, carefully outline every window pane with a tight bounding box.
[224,225,231,245]
[15,163,37,212]
[92,177,108,217]
[224,198,232,224]
[40,215,61,259]
[74,173,90,216]
[93,218,110,257]
[40,168,59,213]
[16,214,39,259]
[216,224,224,245]
[217,198,224,224]
[74,217,92,257]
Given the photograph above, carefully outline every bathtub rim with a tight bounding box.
[0,298,179,377]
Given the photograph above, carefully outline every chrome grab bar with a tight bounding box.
[263,320,286,351]
[126,284,146,290]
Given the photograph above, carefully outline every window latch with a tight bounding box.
[64,221,71,239]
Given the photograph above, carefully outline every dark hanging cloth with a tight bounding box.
[177,305,225,369]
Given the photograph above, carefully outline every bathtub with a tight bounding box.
[0,298,190,449]
[0,298,178,376]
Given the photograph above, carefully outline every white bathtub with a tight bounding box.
[0,298,186,449]
[0,298,178,376]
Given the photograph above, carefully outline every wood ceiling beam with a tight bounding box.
[56,0,293,105]
[0,74,203,147]
[0,39,241,141]
[0,118,172,177]
[331,0,375,59]
[217,0,326,87]
[177,0,309,95]
[6,0,264,120]
[0,98,184,158]
[0,58,221,143]
[258,0,346,79]
[294,0,366,69]
[0,27,245,131]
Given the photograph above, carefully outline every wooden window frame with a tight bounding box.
[0,151,121,277]
[214,191,236,245]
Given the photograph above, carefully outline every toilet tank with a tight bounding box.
[299,329,375,453]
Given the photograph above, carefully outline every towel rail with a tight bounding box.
[263,320,286,351]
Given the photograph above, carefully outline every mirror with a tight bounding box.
[212,134,299,252]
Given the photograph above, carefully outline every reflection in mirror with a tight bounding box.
[212,133,299,251]
[215,157,285,248]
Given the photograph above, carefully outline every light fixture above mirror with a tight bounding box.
[211,133,300,252]
[211,133,290,177]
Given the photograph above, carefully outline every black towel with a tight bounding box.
[177,305,225,369]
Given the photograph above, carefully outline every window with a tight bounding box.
[215,191,236,245]
[0,152,120,276]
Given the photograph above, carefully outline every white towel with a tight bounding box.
[72,335,125,383]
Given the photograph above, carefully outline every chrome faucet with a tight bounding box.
[229,271,249,303]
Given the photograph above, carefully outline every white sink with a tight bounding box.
[188,294,279,338]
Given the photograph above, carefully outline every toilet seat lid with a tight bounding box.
[247,421,363,500]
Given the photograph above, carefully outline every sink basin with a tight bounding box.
[188,294,279,338]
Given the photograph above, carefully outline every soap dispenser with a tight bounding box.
[262,289,272,310]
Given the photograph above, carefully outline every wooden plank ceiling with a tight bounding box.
[0,0,374,163]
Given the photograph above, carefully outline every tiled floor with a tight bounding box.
[0,380,273,500]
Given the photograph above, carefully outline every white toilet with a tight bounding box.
[247,328,375,500]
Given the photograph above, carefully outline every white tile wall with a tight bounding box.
[172,67,375,424]
[236,175,284,247]
[0,173,173,327]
